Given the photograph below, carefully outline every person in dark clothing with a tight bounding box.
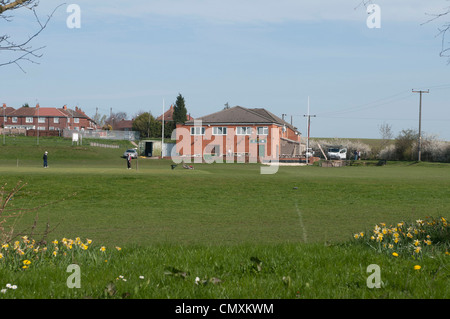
[43,151,48,168]
[127,153,132,169]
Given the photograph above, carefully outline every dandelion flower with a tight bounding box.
[0,253,3,259]
[392,252,399,257]
[414,265,421,270]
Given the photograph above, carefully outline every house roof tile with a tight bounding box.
[185,106,297,131]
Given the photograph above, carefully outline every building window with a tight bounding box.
[49,127,54,130]
[38,126,45,131]
[26,117,33,123]
[38,117,45,123]
[12,117,18,123]
[74,118,80,123]
[213,127,227,135]
[257,126,268,135]
[53,117,59,124]
[236,126,252,135]
[190,127,205,135]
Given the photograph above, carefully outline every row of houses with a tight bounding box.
[1,104,96,132]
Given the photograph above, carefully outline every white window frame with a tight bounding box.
[257,126,268,135]
[53,117,59,124]
[38,117,45,123]
[12,117,18,123]
[190,127,205,135]
[25,117,33,123]
[74,117,80,123]
[236,126,252,135]
[212,127,227,135]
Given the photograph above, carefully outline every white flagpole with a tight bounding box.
[162,99,165,157]
[306,96,310,163]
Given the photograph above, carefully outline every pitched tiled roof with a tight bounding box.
[157,105,194,122]
[8,105,93,120]
[2,105,15,115]
[185,106,297,130]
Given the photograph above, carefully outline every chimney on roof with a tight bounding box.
[63,105,67,110]
[2,103,6,109]
[36,103,40,108]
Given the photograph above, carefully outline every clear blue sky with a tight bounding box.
[2,0,450,140]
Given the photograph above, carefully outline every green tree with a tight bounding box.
[132,112,161,138]
[172,94,187,124]
[394,129,418,161]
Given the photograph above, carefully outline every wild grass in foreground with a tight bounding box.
[0,227,448,299]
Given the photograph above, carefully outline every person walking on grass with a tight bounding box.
[127,153,132,169]
[43,151,48,168]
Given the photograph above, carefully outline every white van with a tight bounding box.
[327,147,347,160]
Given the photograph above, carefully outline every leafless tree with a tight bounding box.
[357,0,450,63]
[0,0,62,72]
[421,4,450,63]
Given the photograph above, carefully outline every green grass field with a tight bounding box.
[0,137,449,299]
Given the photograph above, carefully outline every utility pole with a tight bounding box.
[412,89,429,161]
[2,103,6,145]
[303,97,316,164]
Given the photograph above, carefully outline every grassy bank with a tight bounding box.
[0,137,449,299]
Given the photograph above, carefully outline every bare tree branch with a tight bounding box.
[0,1,64,72]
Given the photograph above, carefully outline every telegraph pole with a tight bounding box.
[303,96,316,164]
[412,89,429,161]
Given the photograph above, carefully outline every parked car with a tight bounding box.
[123,149,138,159]
[327,147,347,160]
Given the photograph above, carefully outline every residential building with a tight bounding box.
[175,106,303,163]
[156,104,194,123]
[2,104,97,131]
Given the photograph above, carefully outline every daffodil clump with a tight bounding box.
[353,216,450,258]
[0,236,120,271]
